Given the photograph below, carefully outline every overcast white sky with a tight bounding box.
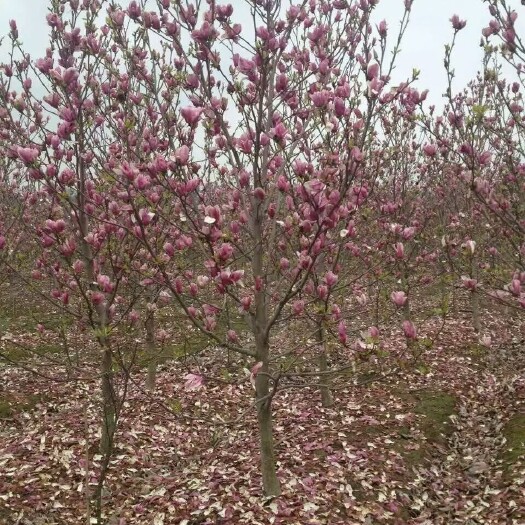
[0,0,522,104]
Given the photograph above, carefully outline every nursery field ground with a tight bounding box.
[0,293,524,524]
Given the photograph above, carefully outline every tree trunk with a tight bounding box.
[145,309,157,391]
[401,275,414,353]
[100,343,116,456]
[402,268,411,320]
[255,370,281,497]
[315,322,334,407]
[319,352,334,407]
[471,289,481,333]
[470,254,480,332]
[373,283,380,327]
[252,210,280,495]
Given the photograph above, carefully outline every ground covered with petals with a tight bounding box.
[1,311,524,524]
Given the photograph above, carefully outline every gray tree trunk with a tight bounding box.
[100,342,116,456]
[145,308,157,391]
[252,198,280,497]
[316,323,334,407]
[255,368,281,497]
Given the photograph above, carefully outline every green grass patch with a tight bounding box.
[0,393,44,419]
[464,343,489,363]
[413,390,456,444]
[501,413,525,470]
[394,389,457,471]
[1,342,63,363]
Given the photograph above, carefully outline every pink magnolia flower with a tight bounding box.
[368,326,380,339]
[275,73,288,92]
[135,173,150,190]
[253,187,265,201]
[366,62,380,80]
[461,277,478,291]
[391,291,408,307]
[181,106,203,126]
[175,145,190,165]
[240,296,252,312]
[478,151,492,165]
[423,144,438,157]
[334,97,346,117]
[62,67,79,85]
[129,310,140,325]
[250,361,263,389]
[402,320,417,340]
[368,77,383,97]
[189,283,198,296]
[351,146,363,162]
[272,122,288,142]
[463,240,476,254]
[174,277,183,294]
[110,10,125,27]
[91,291,105,305]
[259,133,270,146]
[450,15,466,31]
[394,242,405,259]
[219,270,233,287]
[338,320,348,345]
[377,20,387,37]
[204,316,216,331]
[331,304,341,321]
[17,146,39,164]
[185,178,200,193]
[184,373,204,391]
[216,243,233,261]
[41,235,54,248]
[164,242,175,257]
[72,259,84,274]
[217,4,234,20]
[158,290,171,306]
[292,300,305,315]
[311,90,330,108]
[236,56,256,75]
[510,279,521,296]
[231,270,244,283]
[9,19,17,38]
[45,219,65,234]
[317,285,328,300]
[187,306,197,318]
[196,275,209,287]
[36,57,53,74]
[227,329,239,343]
[138,208,154,226]
[402,227,416,240]
[191,22,218,42]
[324,271,338,287]
[97,274,113,293]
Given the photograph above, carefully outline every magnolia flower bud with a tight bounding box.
[391,291,408,307]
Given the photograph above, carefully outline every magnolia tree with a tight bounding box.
[0,165,25,294]
[91,0,421,497]
[0,5,168,519]
[1,0,420,499]
[419,103,490,334]
[423,8,525,328]
[478,1,525,311]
